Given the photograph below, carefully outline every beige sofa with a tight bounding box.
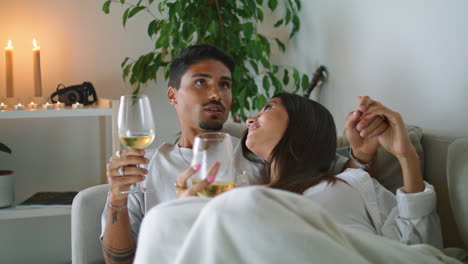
[71,124,468,263]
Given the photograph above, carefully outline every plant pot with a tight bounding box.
[0,170,14,208]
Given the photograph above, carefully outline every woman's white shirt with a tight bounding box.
[303,168,443,248]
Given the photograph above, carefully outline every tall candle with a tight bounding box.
[5,40,14,98]
[32,39,42,97]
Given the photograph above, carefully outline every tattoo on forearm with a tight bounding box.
[112,211,118,224]
[102,240,135,262]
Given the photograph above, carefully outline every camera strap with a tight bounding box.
[50,84,66,103]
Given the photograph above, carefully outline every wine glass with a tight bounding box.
[191,132,236,197]
[118,93,155,193]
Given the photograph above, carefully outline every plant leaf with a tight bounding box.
[285,8,292,24]
[128,6,146,19]
[158,1,165,13]
[274,19,283,28]
[122,8,130,27]
[256,7,264,21]
[267,0,278,11]
[269,73,283,94]
[301,74,310,91]
[155,35,169,49]
[275,38,285,52]
[102,0,111,14]
[121,57,130,68]
[262,75,271,92]
[147,20,158,37]
[0,143,12,154]
[257,94,267,109]
[294,0,302,10]
[282,69,289,86]
[244,22,255,38]
[293,68,300,87]
[123,64,132,80]
[249,60,259,75]
[289,14,300,38]
[272,65,279,74]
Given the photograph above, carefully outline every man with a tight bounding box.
[101,44,385,263]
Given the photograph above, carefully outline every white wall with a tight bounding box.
[280,0,468,138]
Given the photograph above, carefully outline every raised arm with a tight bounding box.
[361,101,424,193]
[102,149,148,264]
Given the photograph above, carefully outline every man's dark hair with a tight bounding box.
[169,44,235,89]
[242,92,338,194]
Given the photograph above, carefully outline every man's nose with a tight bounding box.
[208,84,221,101]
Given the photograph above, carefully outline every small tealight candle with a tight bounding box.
[0,103,7,110]
[28,101,38,110]
[72,102,84,109]
[54,101,65,110]
[13,103,24,110]
[42,102,53,110]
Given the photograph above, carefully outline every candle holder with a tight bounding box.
[0,103,8,111]
[54,101,65,110]
[13,103,24,110]
[28,102,38,111]
[72,102,84,109]
[42,102,53,110]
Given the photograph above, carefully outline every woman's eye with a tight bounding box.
[195,79,206,86]
[263,103,273,111]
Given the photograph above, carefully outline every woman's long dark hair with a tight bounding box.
[242,92,337,194]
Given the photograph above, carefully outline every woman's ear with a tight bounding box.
[167,86,177,105]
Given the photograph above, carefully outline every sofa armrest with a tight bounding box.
[72,184,109,264]
[447,137,468,249]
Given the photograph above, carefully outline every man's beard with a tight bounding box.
[199,120,223,131]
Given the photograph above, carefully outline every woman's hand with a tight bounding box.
[106,148,149,206]
[176,162,220,198]
[345,96,389,163]
[362,101,414,159]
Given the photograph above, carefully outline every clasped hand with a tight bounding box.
[346,96,415,162]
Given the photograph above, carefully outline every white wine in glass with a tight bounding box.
[191,132,236,197]
[118,93,155,193]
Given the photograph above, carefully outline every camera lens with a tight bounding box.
[68,93,77,102]
[67,91,80,104]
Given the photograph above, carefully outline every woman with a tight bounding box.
[176,92,440,245]
[135,93,449,263]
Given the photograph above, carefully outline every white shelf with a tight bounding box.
[0,206,71,220]
[0,107,112,119]
[0,98,113,119]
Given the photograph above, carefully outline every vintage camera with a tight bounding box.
[50,82,98,106]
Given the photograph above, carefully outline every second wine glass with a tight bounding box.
[191,132,236,197]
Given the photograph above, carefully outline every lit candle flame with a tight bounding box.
[6,40,13,49]
[32,38,40,50]
[0,103,4,106]
[18,103,22,106]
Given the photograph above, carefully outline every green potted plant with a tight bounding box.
[0,142,14,208]
[103,0,309,121]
